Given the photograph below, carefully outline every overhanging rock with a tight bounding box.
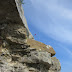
[0,0,34,39]
[15,0,34,39]
[0,0,61,72]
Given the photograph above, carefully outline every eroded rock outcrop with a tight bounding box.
[0,0,61,72]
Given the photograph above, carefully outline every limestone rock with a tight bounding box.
[48,57,61,72]
[29,51,52,65]
[0,0,61,72]
[15,0,34,39]
[19,51,52,65]
[27,39,56,56]
[46,45,56,56]
[6,36,27,44]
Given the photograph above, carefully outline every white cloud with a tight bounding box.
[29,0,72,44]
[64,48,72,56]
[24,1,72,71]
[47,2,72,19]
[58,43,72,56]
[30,0,72,19]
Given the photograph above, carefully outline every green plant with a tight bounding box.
[20,0,24,4]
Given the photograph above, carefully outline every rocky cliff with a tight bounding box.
[0,0,61,72]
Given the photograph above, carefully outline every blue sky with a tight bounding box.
[22,0,72,72]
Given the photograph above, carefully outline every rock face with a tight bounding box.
[0,0,61,72]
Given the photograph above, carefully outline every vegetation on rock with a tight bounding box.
[20,0,24,4]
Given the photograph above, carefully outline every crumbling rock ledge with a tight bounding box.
[0,0,61,72]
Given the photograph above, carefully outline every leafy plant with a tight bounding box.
[20,0,24,4]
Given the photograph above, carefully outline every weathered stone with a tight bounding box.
[0,0,61,72]
[15,0,34,39]
[30,51,52,65]
[0,40,2,54]
[46,45,56,56]
[19,51,52,65]
[48,57,61,72]
[6,36,27,44]
[27,39,56,56]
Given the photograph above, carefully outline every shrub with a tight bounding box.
[20,0,24,4]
